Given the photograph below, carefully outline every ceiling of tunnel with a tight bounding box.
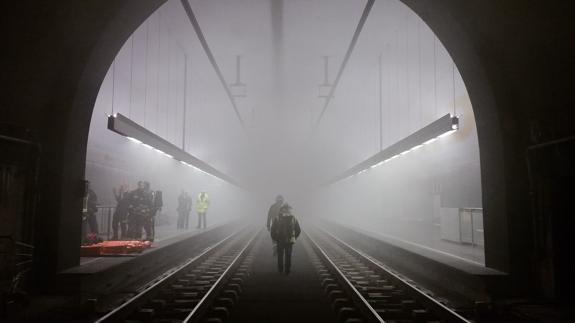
[93,0,473,194]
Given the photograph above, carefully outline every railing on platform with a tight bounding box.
[96,206,116,241]
[440,207,484,247]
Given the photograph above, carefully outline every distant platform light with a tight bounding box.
[326,113,459,185]
[107,113,241,187]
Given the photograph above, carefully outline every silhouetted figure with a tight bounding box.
[126,181,153,239]
[267,195,284,231]
[196,192,210,229]
[112,185,130,240]
[267,195,284,256]
[82,181,99,243]
[177,190,192,229]
[270,203,301,275]
[144,187,162,242]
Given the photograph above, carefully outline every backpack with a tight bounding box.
[275,215,295,243]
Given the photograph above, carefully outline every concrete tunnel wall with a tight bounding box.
[1,0,574,298]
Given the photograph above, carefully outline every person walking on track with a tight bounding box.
[270,203,301,275]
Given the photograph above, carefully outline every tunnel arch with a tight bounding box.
[64,0,510,283]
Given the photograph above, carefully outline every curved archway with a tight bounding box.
[35,0,518,290]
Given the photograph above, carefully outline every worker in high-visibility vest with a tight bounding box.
[196,191,210,229]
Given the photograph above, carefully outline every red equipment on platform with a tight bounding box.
[80,240,152,257]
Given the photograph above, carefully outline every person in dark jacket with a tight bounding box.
[83,181,99,235]
[112,184,130,240]
[177,190,192,229]
[143,186,162,242]
[267,195,284,256]
[126,181,153,239]
[266,195,284,231]
[270,203,301,275]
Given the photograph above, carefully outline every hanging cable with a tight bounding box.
[405,12,410,134]
[144,20,150,127]
[111,59,116,115]
[385,43,391,146]
[394,29,400,142]
[156,10,161,133]
[129,35,135,118]
[167,31,172,142]
[433,36,437,118]
[182,53,188,151]
[452,61,456,116]
[378,53,383,151]
[417,19,422,127]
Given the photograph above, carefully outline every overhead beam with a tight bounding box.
[108,113,242,187]
[325,114,459,185]
[180,0,247,133]
[313,0,376,131]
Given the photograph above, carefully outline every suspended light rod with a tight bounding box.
[108,113,241,187]
[326,113,459,185]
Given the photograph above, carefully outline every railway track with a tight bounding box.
[94,223,472,323]
[95,226,261,323]
[306,226,472,323]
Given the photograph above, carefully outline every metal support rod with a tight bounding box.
[235,55,242,84]
[180,0,247,133]
[378,54,383,151]
[322,56,329,85]
[182,54,188,150]
[313,0,375,131]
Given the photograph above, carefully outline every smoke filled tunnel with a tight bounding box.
[1,0,574,322]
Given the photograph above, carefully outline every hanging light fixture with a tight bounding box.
[230,55,247,98]
[326,113,459,185]
[107,113,241,187]
[318,56,333,98]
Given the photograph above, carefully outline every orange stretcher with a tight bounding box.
[80,240,152,257]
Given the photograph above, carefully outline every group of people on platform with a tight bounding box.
[81,180,163,244]
[267,195,301,275]
[84,182,298,275]
[81,180,210,245]
[111,181,163,241]
[176,191,210,230]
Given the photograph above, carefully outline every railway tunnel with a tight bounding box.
[1,0,574,322]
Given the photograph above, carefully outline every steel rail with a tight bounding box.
[305,231,385,323]
[317,226,472,323]
[183,227,262,322]
[95,226,250,323]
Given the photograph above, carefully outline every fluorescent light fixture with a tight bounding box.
[127,137,142,144]
[327,113,459,184]
[423,138,438,145]
[108,113,241,187]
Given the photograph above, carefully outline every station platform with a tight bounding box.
[58,221,240,296]
[79,224,201,267]
[318,219,507,305]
